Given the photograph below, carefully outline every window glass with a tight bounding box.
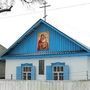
[61,67,63,71]
[54,67,56,72]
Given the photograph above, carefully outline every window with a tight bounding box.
[39,60,44,75]
[22,66,31,80]
[53,66,64,80]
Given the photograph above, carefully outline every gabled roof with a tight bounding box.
[1,19,90,59]
[0,44,7,56]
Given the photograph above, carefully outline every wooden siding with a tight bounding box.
[5,23,85,56]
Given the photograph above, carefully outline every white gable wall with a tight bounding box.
[5,56,88,80]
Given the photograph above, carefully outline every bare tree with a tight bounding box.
[0,0,45,13]
[0,5,13,13]
[0,0,14,13]
[21,0,44,4]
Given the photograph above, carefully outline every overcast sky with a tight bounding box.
[0,0,90,49]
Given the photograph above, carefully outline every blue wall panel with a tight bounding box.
[7,23,84,55]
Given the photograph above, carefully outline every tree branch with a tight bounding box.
[23,0,32,4]
[0,5,13,13]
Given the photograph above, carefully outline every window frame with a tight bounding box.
[22,66,32,80]
[39,60,44,75]
[53,66,64,80]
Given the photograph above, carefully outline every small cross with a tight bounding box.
[40,1,51,21]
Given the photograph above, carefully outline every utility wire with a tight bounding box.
[52,2,90,10]
[0,2,90,19]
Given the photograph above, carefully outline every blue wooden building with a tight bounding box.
[1,19,90,80]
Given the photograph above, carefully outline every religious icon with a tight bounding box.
[37,32,49,50]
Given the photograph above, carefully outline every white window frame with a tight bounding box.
[22,66,31,80]
[53,66,64,80]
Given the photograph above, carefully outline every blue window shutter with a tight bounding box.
[31,66,36,80]
[16,66,22,80]
[46,66,52,80]
[64,65,69,80]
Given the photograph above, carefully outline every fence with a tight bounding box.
[0,80,90,90]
